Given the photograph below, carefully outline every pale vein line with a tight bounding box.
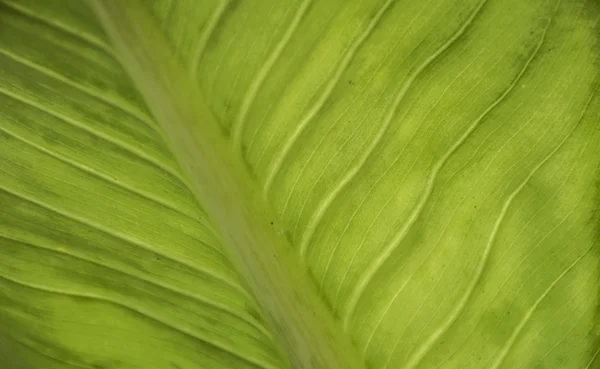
[405,111,576,369]
[325,9,514,301]
[360,275,414,355]
[434,167,595,369]
[456,114,598,369]
[456,242,585,369]
[0,0,112,54]
[483,95,599,369]
[8,336,94,369]
[437,20,600,364]
[402,141,578,369]
[533,283,593,367]
[488,246,594,369]
[562,330,595,369]
[230,0,312,152]
[0,274,278,369]
[349,0,590,333]
[372,204,483,363]
[252,0,443,170]
[219,1,277,131]
[298,0,489,262]
[0,86,187,185]
[222,39,258,124]
[398,6,561,368]
[0,126,207,231]
[261,0,395,195]
[276,0,440,227]
[0,185,246,295]
[191,0,230,81]
[0,47,158,132]
[379,115,560,369]
[0,235,270,336]
[585,347,600,369]
[0,150,233,272]
[399,77,595,369]
[245,99,276,156]
[431,164,595,369]
[357,26,590,355]
[310,0,489,329]
[1,157,232,275]
[208,27,239,95]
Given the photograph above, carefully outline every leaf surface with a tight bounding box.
[0,0,599,369]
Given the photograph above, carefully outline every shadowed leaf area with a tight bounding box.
[0,0,599,369]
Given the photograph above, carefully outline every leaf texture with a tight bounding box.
[1,0,599,368]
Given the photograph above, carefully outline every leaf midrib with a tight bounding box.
[88,1,367,369]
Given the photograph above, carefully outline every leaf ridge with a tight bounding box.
[0,0,111,54]
[354,4,561,365]
[387,72,598,369]
[402,62,592,369]
[532,287,594,368]
[0,235,269,336]
[0,274,279,369]
[0,125,200,222]
[191,0,230,81]
[3,334,94,369]
[0,47,157,132]
[230,0,312,152]
[323,10,541,305]
[297,0,489,266]
[488,245,595,369]
[585,347,600,369]
[0,86,186,184]
[261,0,395,196]
[432,172,593,369]
[431,109,599,369]
[274,0,441,225]
[0,186,243,293]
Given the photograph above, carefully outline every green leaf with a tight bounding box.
[0,0,599,369]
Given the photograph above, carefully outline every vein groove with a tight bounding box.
[585,347,600,369]
[298,0,489,263]
[0,0,112,54]
[0,274,278,369]
[5,334,99,369]
[396,6,562,367]
[432,176,594,369]
[1,125,201,224]
[275,0,441,246]
[404,101,572,369]
[391,71,597,369]
[0,234,270,336]
[488,245,594,369]
[0,47,158,132]
[0,185,244,295]
[191,0,230,81]
[324,11,524,304]
[532,284,593,367]
[230,0,312,152]
[0,86,187,185]
[261,0,394,195]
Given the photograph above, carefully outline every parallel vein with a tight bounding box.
[0,86,186,185]
[191,0,230,81]
[1,125,199,222]
[298,0,489,265]
[0,1,112,54]
[0,234,268,335]
[0,47,157,132]
[0,274,278,369]
[230,0,312,152]
[0,185,242,294]
[261,0,394,195]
